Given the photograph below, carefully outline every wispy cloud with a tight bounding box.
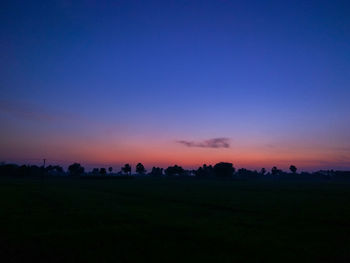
[177,137,230,148]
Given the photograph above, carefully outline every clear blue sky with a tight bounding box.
[1,0,349,171]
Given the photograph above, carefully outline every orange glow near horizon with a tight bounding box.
[1,122,349,171]
[2,140,345,172]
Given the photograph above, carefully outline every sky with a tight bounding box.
[1,0,349,171]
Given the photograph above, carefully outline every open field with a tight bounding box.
[1,176,350,262]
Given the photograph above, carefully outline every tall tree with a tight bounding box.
[122,164,131,175]
[100,168,107,175]
[289,165,297,174]
[68,163,84,176]
[136,163,146,175]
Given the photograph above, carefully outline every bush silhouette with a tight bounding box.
[68,163,84,176]
[136,163,146,175]
[165,165,185,176]
[271,166,283,176]
[195,164,214,177]
[122,164,131,175]
[289,165,297,174]
[149,167,163,176]
[100,168,107,175]
[213,162,235,177]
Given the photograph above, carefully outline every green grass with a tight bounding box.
[1,176,350,262]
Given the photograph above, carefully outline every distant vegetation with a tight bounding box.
[1,163,350,262]
[0,161,349,179]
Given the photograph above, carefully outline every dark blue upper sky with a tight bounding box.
[1,0,349,170]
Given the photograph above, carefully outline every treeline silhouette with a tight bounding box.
[0,162,349,179]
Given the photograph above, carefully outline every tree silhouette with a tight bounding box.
[213,162,235,177]
[195,164,214,177]
[68,163,84,176]
[54,165,63,173]
[45,165,64,175]
[136,163,146,175]
[150,167,163,176]
[237,168,258,177]
[165,165,185,176]
[271,166,278,176]
[271,166,282,176]
[2,161,350,179]
[289,165,297,174]
[100,168,107,175]
[122,164,131,175]
[108,167,113,174]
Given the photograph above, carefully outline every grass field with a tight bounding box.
[1,176,350,262]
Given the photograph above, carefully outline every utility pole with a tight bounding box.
[43,158,46,168]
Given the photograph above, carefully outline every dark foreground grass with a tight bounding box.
[1,176,350,263]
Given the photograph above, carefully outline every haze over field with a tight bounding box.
[1,0,349,171]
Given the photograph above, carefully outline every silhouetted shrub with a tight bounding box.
[68,163,85,176]
[289,165,297,174]
[46,165,64,176]
[100,168,107,175]
[149,167,163,176]
[271,166,283,176]
[237,168,259,177]
[136,163,146,175]
[195,164,214,177]
[122,164,131,175]
[165,165,185,176]
[213,162,235,177]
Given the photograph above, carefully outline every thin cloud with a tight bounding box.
[177,137,230,148]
